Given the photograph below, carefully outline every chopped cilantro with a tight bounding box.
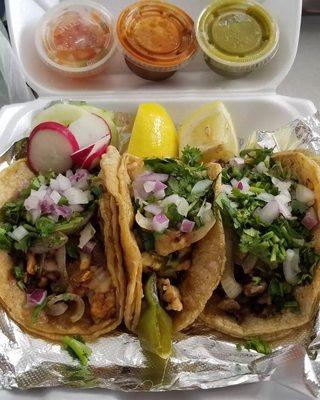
[62,336,92,366]
[58,195,69,206]
[181,145,202,166]
[13,264,24,280]
[292,199,308,216]
[32,298,48,324]
[0,226,12,250]
[236,337,271,355]
[91,185,103,198]
[165,204,184,227]
[35,217,55,236]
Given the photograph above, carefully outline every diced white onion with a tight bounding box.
[283,249,300,285]
[161,195,189,217]
[257,192,274,203]
[230,157,245,168]
[221,184,232,194]
[8,225,29,241]
[78,223,96,249]
[255,161,268,173]
[144,204,162,215]
[295,184,315,206]
[135,210,153,230]
[50,190,61,204]
[50,174,71,192]
[221,275,242,299]
[254,200,280,224]
[64,187,89,204]
[191,179,212,194]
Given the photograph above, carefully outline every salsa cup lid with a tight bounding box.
[116,0,197,71]
[35,0,116,75]
[196,0,279,73]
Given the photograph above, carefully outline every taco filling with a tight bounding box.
[0,167,116,330]
[216,148,320,322]
[117,146,224,357]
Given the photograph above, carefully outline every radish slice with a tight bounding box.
[81,137,109,170]
[71,143,94,166]
[27,122,79,173]
[68,113,111,149]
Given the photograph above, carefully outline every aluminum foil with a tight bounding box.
[1,110,320,396]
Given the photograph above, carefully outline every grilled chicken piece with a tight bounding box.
[158,278,183,312]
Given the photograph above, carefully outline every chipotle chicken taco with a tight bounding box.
[0,158,125,341]
[109,145,225,358]
[201,148,320,339]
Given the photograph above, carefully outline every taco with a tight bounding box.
[201,149,320,339]
[0,158,125,341]
[108,145,225,357]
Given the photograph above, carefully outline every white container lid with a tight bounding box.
[5,0,302,97]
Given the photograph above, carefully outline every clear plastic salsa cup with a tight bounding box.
[35,0,116,78]
[116,0,197,81]
[196,0,280,78]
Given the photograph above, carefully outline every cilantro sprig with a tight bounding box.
[236,337,271,355]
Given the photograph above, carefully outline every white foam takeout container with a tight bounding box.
[0,0,318,398]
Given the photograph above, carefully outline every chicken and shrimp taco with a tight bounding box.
[107,145,225,357]
[202,148,320,339]
[0,158,125,341]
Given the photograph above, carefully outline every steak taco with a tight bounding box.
[0,158,125,341]
[108,145,225,357]
[201,149,320,339]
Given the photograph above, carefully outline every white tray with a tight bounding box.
[5,0,301,96]
[0,0,318,398]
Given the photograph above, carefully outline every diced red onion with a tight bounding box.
[50,190,61,204]
[180,219,195,233]
[52,205,72,220]
[231,178,250,193]
[283,249,300,285]
[135,210,153,230]
[255,200,280,224]
[152,213,169,232]
[69,169,91,190]
[255,161,268,173]
[136,172,169,183]
[221,184,232,194]
[8,225,29,241]
[64,187,89,204]
[257,192,274,203]
[295,184,315,206]
[230,157,245,168]
[78,223,96,249]
[144,204,162,215]
[40,193,55,214]
[302,207,318,230]
[27,289,47,306]
[154,181,167,192]
[83,240,96,254]
[191,179,212,194]
[50,174,71,192]
[132,181,148,201]
[143,181,156,193]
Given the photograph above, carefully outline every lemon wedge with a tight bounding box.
[128,103,178,158]
[178,101,238,162]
